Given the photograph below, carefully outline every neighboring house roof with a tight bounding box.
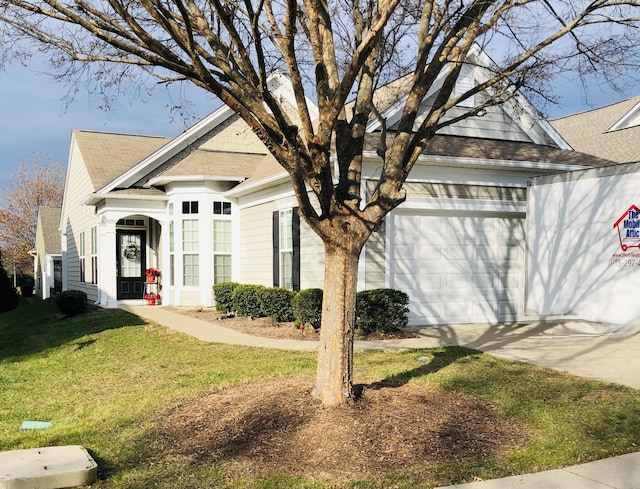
[551,96,640,164]
[38,206,62,255]
[73,130,169,190]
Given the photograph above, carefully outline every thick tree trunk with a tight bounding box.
[315,242,361,406]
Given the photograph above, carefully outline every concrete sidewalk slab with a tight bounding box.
[436,452,640,489]
[0,446,97,489]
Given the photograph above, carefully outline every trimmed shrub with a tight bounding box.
[0,261,19,313]
[292,288,323,327]
[55,290,88,317]
[213,282,240,314]
[232,284,267,318]
[356,288,409,333]
[260,287,295,322]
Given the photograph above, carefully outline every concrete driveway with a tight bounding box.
[408,319,640,390]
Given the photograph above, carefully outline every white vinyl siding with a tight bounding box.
[239,202,275,286]
[60,137,99,303]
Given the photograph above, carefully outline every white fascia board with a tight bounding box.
[268,72,320,122]
[148,174,246,186]
[362,150,590,173]
[501,92,571,149]
[84,192,168,206]
[608,100,640,131]
[223,170,289,198]
[99,103,234,193]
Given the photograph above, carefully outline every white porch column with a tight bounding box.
[98,219,118,308]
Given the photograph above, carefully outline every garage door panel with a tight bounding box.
[391,212,525,325]
[419,245,443,262]
[445,302,471,320]
[473,273,495,290]
[495,244,525,261]
[446,272,472,290]
[446,245,474,261]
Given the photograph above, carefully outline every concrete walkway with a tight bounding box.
[122,305,640,489]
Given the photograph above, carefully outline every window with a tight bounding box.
[273,208,300,290]
[116,218,145,227]
[213,201,231,215]
[90,226,98,285]
[79,231,86,283]
[213,201,232,283]
[169,221,175,286]
[279,209,293,289]
[182,219,199,286]
[182,201,199,214]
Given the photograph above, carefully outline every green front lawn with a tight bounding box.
[1,299,639,488]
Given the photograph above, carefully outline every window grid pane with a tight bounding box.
[182,220,199,252]
[169,221,174,253]
[214,255,232,284]
[213,220,232,253]
[183,254,199,286]
[281,251,293,289]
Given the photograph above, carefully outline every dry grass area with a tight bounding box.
[158,375,529,484]
[166,306,417,341]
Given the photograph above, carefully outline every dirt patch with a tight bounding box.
[158,375,529,483]
[166,306,417,341]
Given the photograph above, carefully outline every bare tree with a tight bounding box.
[0,154,65,278]
[1,0,638,405]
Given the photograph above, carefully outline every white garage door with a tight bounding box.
[390,212,526,325]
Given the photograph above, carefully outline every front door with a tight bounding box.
[116,230,146,300]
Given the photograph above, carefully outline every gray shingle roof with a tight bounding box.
[38,206,62,255]
[73,130,169,190]
[551,97,640,164]
[160,150,264,179]
[363,133,614,168]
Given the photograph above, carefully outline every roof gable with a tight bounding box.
[73,131,169,190]
[366,46,569,149]
[609,100,640,132]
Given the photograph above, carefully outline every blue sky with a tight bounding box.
[0,59,636,189]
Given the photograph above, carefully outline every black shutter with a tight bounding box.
[272,211,279,286]
[292,208,300,291]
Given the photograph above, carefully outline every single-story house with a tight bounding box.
[31,206,63,299]
[42,57,617,326]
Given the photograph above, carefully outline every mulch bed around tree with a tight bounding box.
[157,375,530,484]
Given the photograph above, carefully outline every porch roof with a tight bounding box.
[149,149,265,185]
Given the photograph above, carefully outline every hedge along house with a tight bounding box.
[57,51,613,325]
